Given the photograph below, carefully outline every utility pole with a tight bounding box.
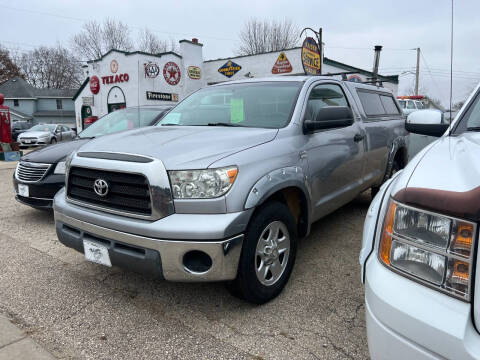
[415,47,420,95]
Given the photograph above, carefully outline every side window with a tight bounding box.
[62,126,69,131]
[357,91,385,116]
[305,83,349,121]
[407,101,416,109]
[379,95,400,115]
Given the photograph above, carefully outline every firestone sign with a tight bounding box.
[101,74,130,85]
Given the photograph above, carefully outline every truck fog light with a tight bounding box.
[390,240,445,285]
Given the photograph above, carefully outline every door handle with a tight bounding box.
[354,133,365,142]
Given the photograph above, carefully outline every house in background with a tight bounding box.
[0,77,77,126]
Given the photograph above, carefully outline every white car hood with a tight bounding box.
[392,133,480,221]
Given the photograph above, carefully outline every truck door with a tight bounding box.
[302,82,366,221]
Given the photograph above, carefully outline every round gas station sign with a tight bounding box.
[90,76,100,94]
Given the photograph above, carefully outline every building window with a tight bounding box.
[56,99,62,110]
[13,99,19,106]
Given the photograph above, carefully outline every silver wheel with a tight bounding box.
[255,221,290,286]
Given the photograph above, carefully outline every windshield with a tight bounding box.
[28,124,56,132]
[157,82,302,129]
[453,89,480,133]
[398,100,406,108]
[79,108,166,138]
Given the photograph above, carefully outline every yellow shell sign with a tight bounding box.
[188,66,201,80]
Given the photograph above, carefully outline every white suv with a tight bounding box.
[361,84,480,359]
[398,99,424,115]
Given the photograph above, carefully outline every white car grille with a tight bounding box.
[16,162,51,182]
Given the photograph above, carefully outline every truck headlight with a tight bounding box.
[54,161,66,174]
[168,166,238,199]
[379,200,476,300]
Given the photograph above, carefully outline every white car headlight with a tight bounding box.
[379,200,476,301]
[54,161,66,175]
[168,166,238,199]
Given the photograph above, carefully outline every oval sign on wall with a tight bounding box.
[89,75,100,94]
[163,62,181,85]
[301,37,321,75]
[110,59,119,73]
[187,66,201,80]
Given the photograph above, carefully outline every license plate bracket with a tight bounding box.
[83,239,112,267]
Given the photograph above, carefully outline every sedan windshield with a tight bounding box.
[157,82,302,129]
[28,124,56,132]
[79,108,166,138]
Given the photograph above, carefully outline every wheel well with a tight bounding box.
[394,146,407,168]
[256,187,309,238]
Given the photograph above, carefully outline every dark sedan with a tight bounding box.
[13,106,171,209]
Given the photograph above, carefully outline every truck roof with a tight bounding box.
[212,75,394,94]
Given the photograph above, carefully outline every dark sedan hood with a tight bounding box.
[393,133,480,221]
[22,139,91,164]
[77,126,278,169]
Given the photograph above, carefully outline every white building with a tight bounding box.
[73,38,398,130]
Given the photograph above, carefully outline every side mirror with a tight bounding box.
[304,106,354,133]
[406,110,449,137]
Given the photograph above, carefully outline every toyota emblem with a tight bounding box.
[93,179,109,197]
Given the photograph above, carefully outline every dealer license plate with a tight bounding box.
[83,240,112,267]
[18,184,29,197]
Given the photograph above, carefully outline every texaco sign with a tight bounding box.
[163,62,181,85]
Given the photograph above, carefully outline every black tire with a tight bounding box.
[50,138,57,144]
[371,157,402,198]
[226,201,297,304]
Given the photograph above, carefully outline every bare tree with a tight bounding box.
[137,28,178,54]
[0,46,23,84]
[18,45,82,89]
[71,18,133,59]
[237,18,299,55]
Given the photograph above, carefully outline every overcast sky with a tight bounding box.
[2,0,479,106]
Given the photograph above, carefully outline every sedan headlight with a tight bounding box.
[379,200,476,300]
[168,166,238,199]
[54,161,66,175]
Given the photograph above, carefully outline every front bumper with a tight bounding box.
[13,173,65,209]
[365,256,480,359]
[54,189,251,281]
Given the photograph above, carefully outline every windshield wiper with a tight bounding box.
[206,122,245,127]
[160,123,180,126]
[466,127,480,131]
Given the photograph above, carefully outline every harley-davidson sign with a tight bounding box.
[163,62,181,85]
[144,62,160,78]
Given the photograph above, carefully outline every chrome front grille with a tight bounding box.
[16,162,51,182]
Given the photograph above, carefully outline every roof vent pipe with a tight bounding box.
[192,38,198,44]
[372,45,382,81]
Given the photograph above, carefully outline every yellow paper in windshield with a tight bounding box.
[230,98,244,123]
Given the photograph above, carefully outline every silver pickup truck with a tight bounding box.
[54,76,407,303]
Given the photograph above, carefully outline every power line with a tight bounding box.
[0,4,237,42]
[420,51,447,103]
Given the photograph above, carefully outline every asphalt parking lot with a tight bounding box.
[0,163,370,360]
